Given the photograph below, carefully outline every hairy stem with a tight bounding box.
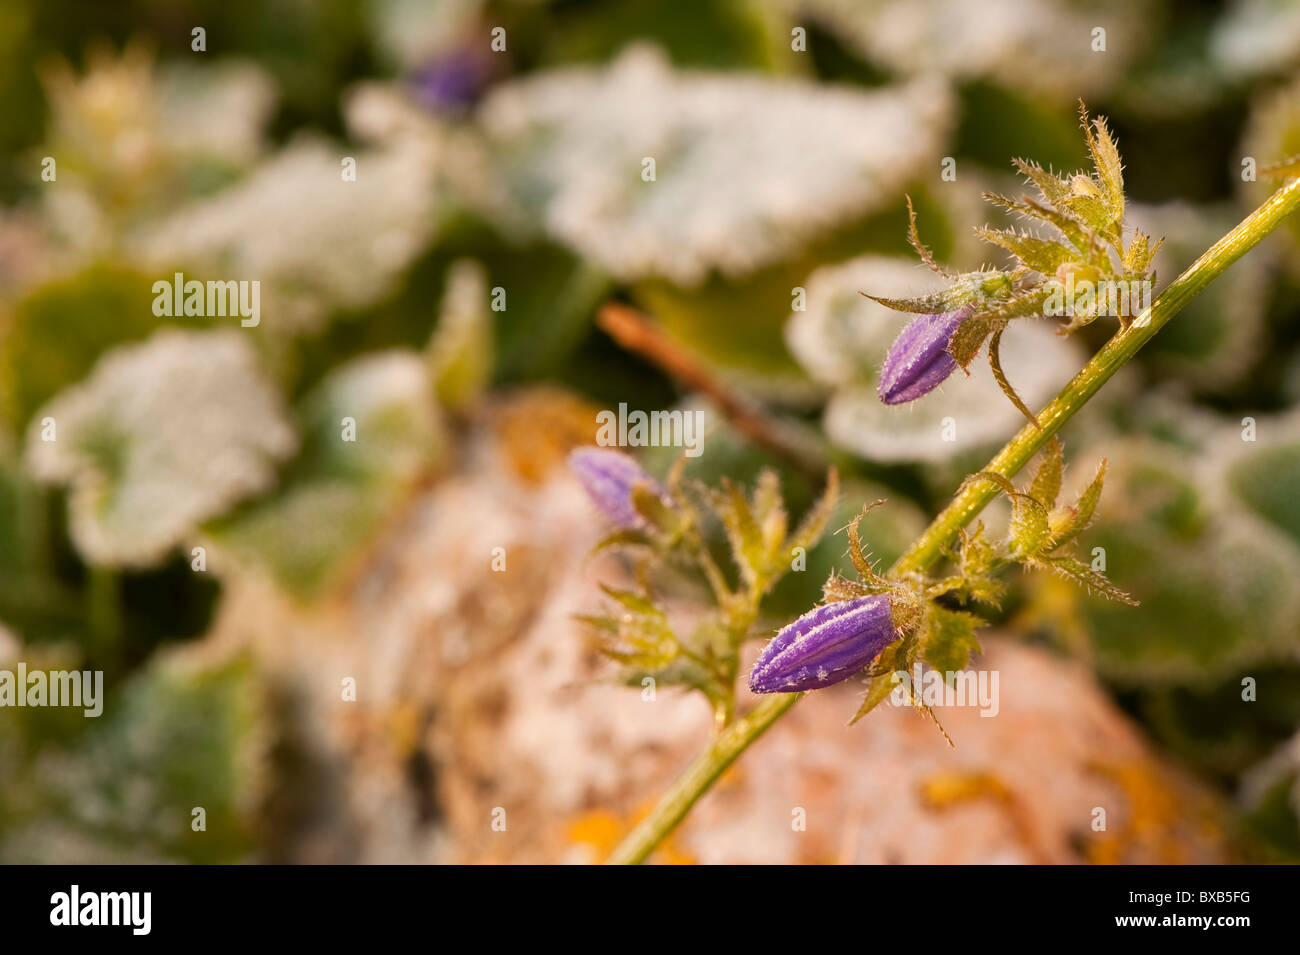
[604,176,1300,865]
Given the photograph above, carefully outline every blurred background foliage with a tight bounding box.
[2,0,1300,862]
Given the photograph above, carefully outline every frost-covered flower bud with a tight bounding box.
[749,595,895,693]
[877,306,974,405]
[568,447,668,530]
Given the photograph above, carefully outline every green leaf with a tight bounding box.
[1083,109,1125,226]
[1013,158,1073,207]
[599,584,660,615]
[1,657,267,863]
[850,669,901,724]
[824,573,883,600]
[719,480,763,591]
[850,643,903,725]
[586,588,680,670]
[1007,492,1051,560]
[976,228,1075,275]
[1060,191,1119,241]
[630,482,680,537]
[1,265,169,431]
[1050,458,1107,549]
[905,194,949,276]
[978,285,1054,323]
[705,475,789,595]
[1029,438,1064,508]
[987,325,1040,428]
[751,469,788,556]
[1228,443,1300,547]
[921,605,983,673]
[983,192,1093,259]
[948,315,999,370]
[591,527,656,555]
[958,522,999,576]
[1122,230,1158,276]
[845,501,891,587]
[863,288,969,315]
[1041,554,1137,606]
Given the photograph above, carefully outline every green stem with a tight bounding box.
[605,176,1300,866]
[605,690,800,864]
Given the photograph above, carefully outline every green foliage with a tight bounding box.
[962,442,1135,605]
[1055,438,1300,686]
[578,457,841,726]
[1228,441,1300,547]
[921,604,982,673]
[204,351,446,599]
[25,329,298,568]
[0,656,266,863]
[869,104,1159,422]
[0,265,164,430]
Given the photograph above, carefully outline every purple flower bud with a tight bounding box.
[749,595,895,693]
[410,48,492,113]
[568,447,668,530]
[878,306,974,405]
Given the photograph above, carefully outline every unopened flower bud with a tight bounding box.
[749,595,895,693]
[568,447,668,530]
[877,306,973,405]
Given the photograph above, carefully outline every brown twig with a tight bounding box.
[596,302,826,483]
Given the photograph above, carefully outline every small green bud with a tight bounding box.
[1069,174,1100,197]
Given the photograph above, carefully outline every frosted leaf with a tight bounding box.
[1075,434,1300,685]
[37,46,277,255]
[157,60,277,166]
[0,657,267,863]
[204,351,447,597]
[1217,407,1300,549]
[1126,202,1266,389]
[785,256,947,388]
[1241,729,1300,831]
[294,350,444,484]
[477,45,953,286]
[136,137,442,332]
[772,0,1154,101]
[344,82,520,228]
[785,255,1082,463]
[1240,75,1300,277]
[24,330,297,567]
[1211,0,1300,79]
[368,0,485,69]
